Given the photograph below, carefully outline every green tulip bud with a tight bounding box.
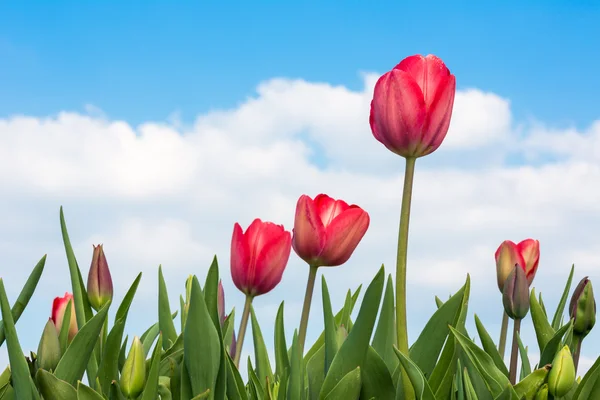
[548,345,576,397]
[120,336,146,398]
[502,264,530,320]
[535,383,548,400]
[569,277,596,338]
[36,319,61,371]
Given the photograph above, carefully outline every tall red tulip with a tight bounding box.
[292,194,370,267]
[230,218,292,297]
[51,292,78,342]
[369,54,456,158]
[495,239,540,292]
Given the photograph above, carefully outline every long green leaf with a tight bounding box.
[286,331,302,400]
[529,288,555,352]
[372,274,398,374]
[77,382,105,399]
[0,255,46,346]
[323,367,361,400]
[360,347,395,399]
[322,276,339,376]
[551,265,575,330]
[473,314,509,377]
[141,334,164,400]
[394,348,436,400]
[251,306,273,389]
[35,369,77,400]
[159,265,178,350]
[0,279,32,400]
[539,321,572,366]
[274,302,290,379]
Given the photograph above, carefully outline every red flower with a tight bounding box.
[51,292,78,342]
[495,239,540,291]
[230,219,292,297]
[370,54,456,158]
[292,194,370,267]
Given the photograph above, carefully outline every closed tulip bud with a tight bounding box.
[218,280,225,323]
[231,219,292,297]
[120,336,146,399]
[548,345,576,397]
[37,319,61,371]
[569,277,596,338]
[51,293,78,342]
[495,239,539,292]
[535,384,548,400]
[369,54,456,158]
[87,244,113,311]
[502,265,530,320]
[292,194,370,268]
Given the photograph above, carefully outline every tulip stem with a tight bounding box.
[498,311,509,358]
[298,265,319,354]
[396,156,416,356]
[509,318,521,384]
[573,336,582,373]
[233,295,253,367]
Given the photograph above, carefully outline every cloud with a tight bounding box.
[0,73,599,379]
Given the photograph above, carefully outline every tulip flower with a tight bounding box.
[569,277,596,371]
[86,244,113,311]
[51,293,78,342]
[548,346,576,397]
[369,54,456,159]
[292,193,369,352]
[230,218,292,366]
[292,194,370,268]
[120,336,146,399]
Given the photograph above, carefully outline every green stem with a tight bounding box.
[396,156,416,356]
[298,265,319,354]
[509,318,521,384]
[573,335,583,373]
[498,311,509,359]
[233,295,253,367]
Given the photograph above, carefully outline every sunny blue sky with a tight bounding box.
[1,0,600,380]
[1,1,599,127]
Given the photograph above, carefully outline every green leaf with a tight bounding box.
[204,256,221,331]
[141,334,164,400]
[529,288,555,352]
[97,273,141,394]
[76,382,104,400]
[435,296,444,309]
[513,366,549,399]
[184,276,221,396]
[372,274,398,374]
[0,255,45,347]
[323,367,361,400]
[573,354,600,399]
[394,348,435,400]
[322,276,339,376]
[473,314,509,377]
[60,207,87,329]
[274,302,290,379]
[36,369,77,400]
[118,336,128,372]
[462,369,478,400]
[411,276,470,379]
[159,265,179,350]
[251,306,274,389]
[59,300,73,355]
[360,347,395,400]
[109,380,126,400]
[226,354,248,400]
[551,265,575,330]
[539,321,572,366]
[248,359,265,400]
[320,266,385,398]
[54,301,110,386]
[286,331,302,400]
[0,279,32,400]
[516,334,531,379]
[306,344,325,400]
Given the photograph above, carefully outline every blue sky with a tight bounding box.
[1,1,599,127]
[1,0,600,380]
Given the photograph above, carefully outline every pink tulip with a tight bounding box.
[230,219,292,297]
[495,239,540,291]
[292,194,370,267]
[51,292,78,342]
[370,54,456,158]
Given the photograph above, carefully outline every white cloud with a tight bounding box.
[0,73,600,383]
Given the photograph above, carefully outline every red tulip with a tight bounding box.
[230,219,292,297]
[495,239,540,291]
[87,244,113,311]
[292,194,370,267]
[51,292,78,342]
[370,54,456,158]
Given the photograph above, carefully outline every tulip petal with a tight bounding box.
[395,54,452,110]
[517,239,540,285]
[370,69,427,157]
[318,208,370,267]
[419,74,456,156]
[292,195,326,264]
[314,194,350,225]
[230,223,250,293]
[255,231,292,295]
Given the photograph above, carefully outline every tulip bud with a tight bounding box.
[218,280,225,323]
[292,194,370,268]
[86,244,114,311]
[230,219,292,297]
[120,336,146,398]
[548,345,576,397]
[37,319,60,371]
[569,277,596,338]
[51,293,78,342]
[502,265,530,320]
[369,54,456,158]
[535,384,548,400]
